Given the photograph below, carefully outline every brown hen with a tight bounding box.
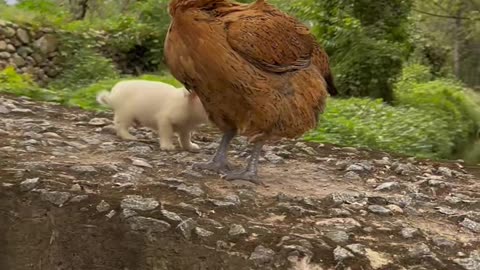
[164,0,337,185]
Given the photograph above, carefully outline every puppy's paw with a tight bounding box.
[186,143,200,152]
[160,144,176,151]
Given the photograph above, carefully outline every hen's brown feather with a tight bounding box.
[165,0,335,142]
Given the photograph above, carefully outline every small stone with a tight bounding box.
[131,158,153,168]
[346,164,366,172]
[325,230,349,244]
[71,165,97,173]
[315,218,361,231]
[334,246,354,261]
[126,216,171,232]
[120,195,159,211]
[437,167,454,177]
[264,152,285,164]
[408,243,432,258]
[0,105,10,114]
[122,208,137,219]
[229,224,246,236]
[386,204,404,214]
[432,236,456,248]
[161,209,183,222]
[88,118,111,126]
[70,195,88,203]
[12,54,26,67]
[96,200,111,213]
[460,218,480,233]
[346,243,367,256]
[453,250,480,270]
[368,205,391,216]
[344,171,362,180]
[249,245,275,265]
[194,227,214,238]
[401,227,419,239]
[70,184,82,192]
[375,181,400,191]
[176,184,204,197]
[19,177,39,191]
[106,210,116,219]
[16,28,30,43]
[330,208,352,217]
[365,248,393,269]
[176,218,196,240]
[40,190,71,206]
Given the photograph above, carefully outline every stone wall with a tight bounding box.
[0,20,61,86]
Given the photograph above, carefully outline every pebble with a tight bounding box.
[346,243,367,256]
[161,209,183,222]
[122,208,138,219]
[229,224,247,236]
[375,181,400,191]
[40,190,71,206]
[315,218,361,231]
[126,216,171,232]
[401,227,419,239]
[70,184,82,192]
[130,158,153,168]
[194,227,214,238]
[264,152,285,164]
[334,246,354,261]
[96,200,111,213]
[453,250,480,270]
[176,218,196,240]
[386,204,404,214]
[325,230,349,244]
[70,195,88,203]
[368,205,391,216]
[105,210,116,219]
[176,184,205,197]
[344,171,362,180]
[120,195,159,211]
[71,165,97,173]
[459,218,480,233]
[19,177,39,191]
[88,118,111,126]
[249,245,275,265]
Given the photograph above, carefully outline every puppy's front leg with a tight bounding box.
[157,117,176,151]
[178,129,200,152]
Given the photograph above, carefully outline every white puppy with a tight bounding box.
[96,80,209,152]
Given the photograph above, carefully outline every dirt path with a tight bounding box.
[0,94,479,270]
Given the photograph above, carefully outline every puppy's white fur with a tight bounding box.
[97,80,209,152]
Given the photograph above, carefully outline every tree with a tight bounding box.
[68,0,89,20]
[288,0,413,102]
[413,0,480,88]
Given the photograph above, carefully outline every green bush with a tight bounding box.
[305,98,453,159]
[395,78,480,156]
[0,66,62,102]
[48,47,120,90]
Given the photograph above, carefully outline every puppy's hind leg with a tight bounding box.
[157,117,176,151]
[113,113,137,141]
[178,129,200,152]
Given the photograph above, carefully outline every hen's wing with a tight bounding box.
[225,8,315,74]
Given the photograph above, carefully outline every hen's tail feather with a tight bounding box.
[324,72,338,96]
[96,90,111,107]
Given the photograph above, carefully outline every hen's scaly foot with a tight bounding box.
[193,160,233,174]
[222,170,265,186]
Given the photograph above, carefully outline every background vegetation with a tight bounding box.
[1,0,480,162]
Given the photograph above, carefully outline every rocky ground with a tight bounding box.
[0,94,479,270]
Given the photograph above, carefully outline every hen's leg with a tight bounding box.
[193,130,236,173]
[223,142,264,185]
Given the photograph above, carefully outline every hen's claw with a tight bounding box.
[192,161,233,174]
[222,170,264,186]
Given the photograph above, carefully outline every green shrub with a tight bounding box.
[48,47,120,90]
[395,79,480,155]
[0,66,62,101]
[305,98,454,159]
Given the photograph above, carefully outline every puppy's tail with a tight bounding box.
[96,90,111,107]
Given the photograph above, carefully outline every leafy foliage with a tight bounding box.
[305,98,454,159]
[289,0,413,102]
[0,67,63,102]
